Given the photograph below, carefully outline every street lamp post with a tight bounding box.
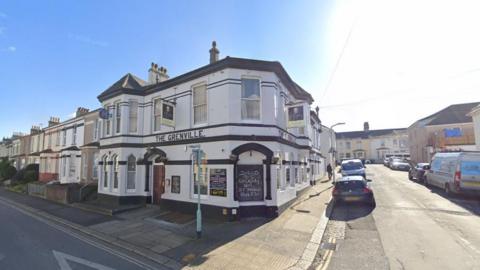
[329,122,345,183]
[189,145,204,239]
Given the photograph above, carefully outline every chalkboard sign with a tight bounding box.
[171,175,180,194]
[209,169,227,197]
[237,165,263,201]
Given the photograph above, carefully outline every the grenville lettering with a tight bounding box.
[156,129,205,143]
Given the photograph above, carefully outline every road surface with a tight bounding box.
[314,164,480,270]
[0,199,163,270]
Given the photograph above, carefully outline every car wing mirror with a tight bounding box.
[423,165,430,170]
[366,179,372,182]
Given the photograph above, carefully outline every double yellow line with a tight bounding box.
[316,237,336,270]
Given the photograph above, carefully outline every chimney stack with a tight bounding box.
[30,125,41,135]
[209,41,219,64]
[48,117,60,127]
[364,121,370,132]
[148,62,169,84]
[76,107,90,117]
[315,106,319,116]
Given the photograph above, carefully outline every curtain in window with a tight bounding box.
[127,155,136,190]
[129,101,138,133]
[69,156,75,177]
[193,85,207,124]
[115,103,121,133]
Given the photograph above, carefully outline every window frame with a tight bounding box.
[192,83,208,126]
[128,100,138,134]
[114,101,121,134]
[126,154,136,191]
[153,97,162,132]
[240,77,262,121]
[104,104,112,136]
[102,155,109,189]
[112,154,119,191]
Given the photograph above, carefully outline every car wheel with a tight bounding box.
[445,184,451,196]
[424,177,429,187]
[408,172,413,180]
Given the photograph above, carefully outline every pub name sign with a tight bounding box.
[156,129,206,143]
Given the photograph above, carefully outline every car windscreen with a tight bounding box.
[341,162,363,170]
[335,180,365,191]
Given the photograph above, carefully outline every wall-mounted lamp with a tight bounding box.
[229,154,238,161]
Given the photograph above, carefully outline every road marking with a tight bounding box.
[53,250,116,270]
[0,198,155,270]
[316,237,336,270]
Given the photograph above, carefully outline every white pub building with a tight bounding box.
[96,42,323,219]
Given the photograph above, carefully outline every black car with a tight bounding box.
[408,163,430,182]
[332,176,374,206]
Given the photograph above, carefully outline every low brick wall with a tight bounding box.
[39,173,58,183]
[45,184,70,204]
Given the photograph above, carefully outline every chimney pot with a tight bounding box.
[209,40,220,64]
[364,122,370,132]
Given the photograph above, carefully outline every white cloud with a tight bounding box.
[317,0,480,131]
[7,46,16,52]
[68,33,108,47]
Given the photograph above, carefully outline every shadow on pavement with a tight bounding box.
[426,186,480,216]
[329,200,376,222]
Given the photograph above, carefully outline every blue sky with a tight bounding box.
[2,0,480,138]
[0,0,332,138]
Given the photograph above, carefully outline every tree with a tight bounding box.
[0,157,16,181]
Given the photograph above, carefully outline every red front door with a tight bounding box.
[153,165,165,204]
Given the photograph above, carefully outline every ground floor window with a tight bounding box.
[286,167,291,186]
[127,155,136,190]
[103,155,108,188]
[112,155,119,189]
[68,156,75,177]
[276,167,281,190]
[295,167,299,184]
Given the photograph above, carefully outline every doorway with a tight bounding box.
[153,165,165,204]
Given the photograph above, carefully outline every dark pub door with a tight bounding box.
[153,165,165,204]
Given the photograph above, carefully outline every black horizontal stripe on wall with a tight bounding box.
[101,122,309,142]
[76,155,82,157]
[107,161,113,165]
[100,134,311,150]
[98,161,104,165]
[207,81,241,90]
[118,161,127,165]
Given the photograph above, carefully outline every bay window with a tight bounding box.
[241,78,261,120]
[127,155,136,190]
[115,102,121,134]
[129,100,138,133]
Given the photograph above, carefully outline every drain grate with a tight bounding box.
[320,242,337,251]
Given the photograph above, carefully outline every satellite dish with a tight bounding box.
[99,108,109,119]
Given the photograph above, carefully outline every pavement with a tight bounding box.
[311,164,480,270]
[0,177,334,270]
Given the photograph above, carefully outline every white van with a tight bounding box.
[425,152,480,195]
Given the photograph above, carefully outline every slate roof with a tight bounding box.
[336,128,407,140]
[412,102,480,127]
[98,57,313,103]
[100,73,146,98]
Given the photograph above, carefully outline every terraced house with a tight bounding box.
[95,42,323,218]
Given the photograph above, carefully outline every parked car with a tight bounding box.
[424,152,480,195]
[408,163,430,182]
[383,158,390,166]
[340,159,366,179]
[390,158,411,171]
[332,175,374,205]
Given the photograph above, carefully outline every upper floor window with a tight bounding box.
[153,98,162,131]
[93,120,99,141]
[193,85,207,125]
[241,78,261,120]
[346,141,351,149]
[56,132,60,146]
[129,100,138,133]
[105,104,111,136]
[72,125,77,145]
[393,139,398,145]
[62,130,66,146]
[115,102,121,134]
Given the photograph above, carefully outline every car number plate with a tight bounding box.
[344,196,361,202]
